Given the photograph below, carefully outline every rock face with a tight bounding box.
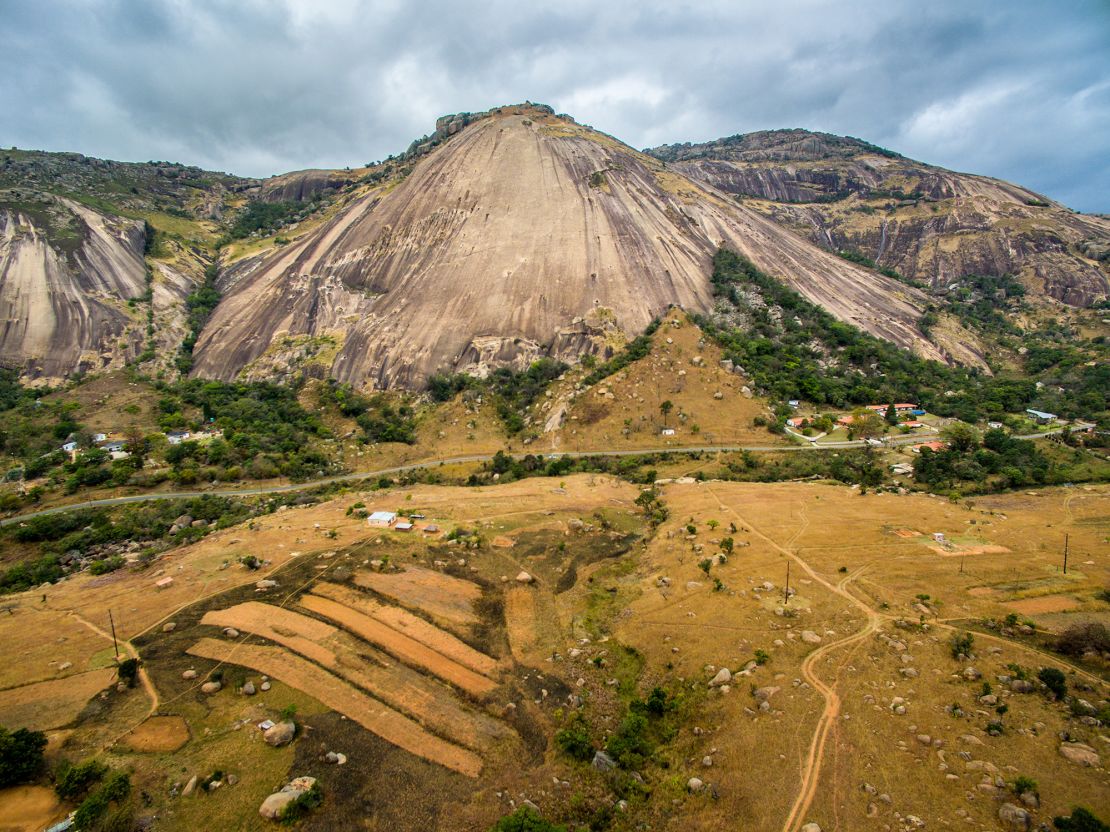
[648,129,1109,307]
[998,802,1032,831]
[193,107,951,390]
[1059,742,1100,767]
[0,196,193,382]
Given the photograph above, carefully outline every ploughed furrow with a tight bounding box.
[311,582,501,677]
[351,566,480,630]
[299,594,498,697]
[200,602,509,750]
[186,637,483,777]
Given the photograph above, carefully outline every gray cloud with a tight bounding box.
[1,0,1107,210]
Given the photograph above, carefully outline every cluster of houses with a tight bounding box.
[366,510,439,535]
[788,403,928,431]
[59,428,224,460]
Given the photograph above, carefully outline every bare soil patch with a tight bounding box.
[311,582,501,677]
[1006,594,1081,615]
[299,595,496,697]
[0,785,66,832]
[0,667,116,731]
[185,637,483,777]
[928,543,1011,557]
[352,566,481,629]
[119,714,189,752]
[504,587,538,663]
[201,602,338,666]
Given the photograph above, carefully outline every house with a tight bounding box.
[92,432,108,443]
[395,521,414,532]
[109,450,130,461]
[166,431,191,445]
[866,403,919,414]
[786,417,806,429]
[661,428,676,436]
[933,532,946,543]
[900,421,924,429]
[423,524,440,534]
[366,510,397,527]
[836,415,855,426]
[787,400,800,409]
[987,421,1003,430]
[61,440,78,453]
[101,440,126,453]
[154,576,174,589]
[1026,409,1057,424]
[911,441,947,453]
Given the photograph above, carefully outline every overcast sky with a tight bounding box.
[1,0,1108,211]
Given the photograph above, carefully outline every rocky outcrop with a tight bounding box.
[0,195,192,381]
[648,130,1109,307]
[193,108,952,390]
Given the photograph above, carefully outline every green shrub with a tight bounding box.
[554,716,593,761]
[1054,807,1110,832]
[1038,667,1067,699]
[55,758,108,799]
[489,806,567,832]
[281,782,323,824]
[950,631,974,659]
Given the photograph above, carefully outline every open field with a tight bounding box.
[0,474,1104,830]
[0,667,117,731]
[0,785,67,832]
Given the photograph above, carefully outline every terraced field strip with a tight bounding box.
[201,603,337,666]
[201,602,509,750]
[186,637,483,777]
[311,582,501,677]
[299,594,497,697]
[504,586,538,664]
[352,566,481,629]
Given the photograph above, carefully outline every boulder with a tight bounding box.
[259,791,298,820]
[1010,679,1035,694]
[256,579,277,589]
[260,681,271,691]
[801,824,822,832]
[687,777,705,793]
[754,686,780,702]
[1059,742,1099,767]
[709,667,732,687]
[591,750,616,772]
[222,627,240,638]
[182,669,197,680]
[962,666,981,681]
[163,622,177,633]
[264,721,296,747]
[800,631,822,644]
[998,802,1032,832]
[515,571,534,584]
[241,681,256,696]
[181,775,197,797]
[200,681,221,694]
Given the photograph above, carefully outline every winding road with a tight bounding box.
[0,423,1085,527]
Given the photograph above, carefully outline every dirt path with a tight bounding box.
[68,611,160,720]
[186,637,483,777]
[702,485,881,832]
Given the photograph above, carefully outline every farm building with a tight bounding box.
[395,521,414,532]
[366,511,397,527]
[1026,409,1057,424]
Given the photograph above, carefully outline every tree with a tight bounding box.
[942,421,981,453]
[659,400,674,427]
[0,725,47,786]
[849,408,884,440]
[885,402,899,425]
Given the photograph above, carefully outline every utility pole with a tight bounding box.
[1062,534,1069,575]
[109,610,119,662]
[783,561,791,606]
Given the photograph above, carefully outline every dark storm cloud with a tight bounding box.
[1,0,1107,210]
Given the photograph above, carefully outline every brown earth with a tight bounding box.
[118,714,189,752]
[299,594,496,697]
[0,785,66,832]
[1005,594,1082,615]
[351,565,481,630]
[311,582,501,677]
[0,667,116,731]
[185,637,483,777]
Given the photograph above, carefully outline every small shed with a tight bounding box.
[661,428,676,436]
[1025,409,1057,424]
[366,511,397,527]
[395,521,414,532]
[155,576,174,589]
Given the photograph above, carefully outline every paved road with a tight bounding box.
[1,423,1087,527]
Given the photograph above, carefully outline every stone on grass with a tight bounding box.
[182,669,197,680]
[800,631,821,644]
[687,777,704,793]
[1059,742,1099,767]
[163,622,177,633]
[591,750,616,772]
[708,667,732,687]
[181,775,197,797]
[200,681,221,694]
[241,681,256,696]
[515,571,534,584]
[264,721,296,748]
[998,802,1032,831]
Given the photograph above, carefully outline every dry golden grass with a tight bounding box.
[0,667,117,731]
